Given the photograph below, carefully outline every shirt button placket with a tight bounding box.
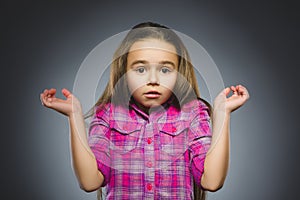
[144,122,154,199]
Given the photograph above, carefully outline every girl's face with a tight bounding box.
[126,39,178,110]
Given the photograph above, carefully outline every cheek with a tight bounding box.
[126,73,145,93]
[160,73,177,91]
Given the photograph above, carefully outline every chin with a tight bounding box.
[148,101,167,109]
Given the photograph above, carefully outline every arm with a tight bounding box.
[69,109,104,192]
[40,88,104,192]
[201,85,249,191]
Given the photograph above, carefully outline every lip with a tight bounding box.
[144,90,161,98]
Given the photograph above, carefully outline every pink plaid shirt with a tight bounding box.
[88,97,212,199]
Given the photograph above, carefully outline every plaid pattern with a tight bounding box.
[88,98,212,199]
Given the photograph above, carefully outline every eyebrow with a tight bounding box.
[129,60,176,68]
[129,60,148,67]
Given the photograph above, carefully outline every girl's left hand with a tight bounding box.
[213,85,250,114]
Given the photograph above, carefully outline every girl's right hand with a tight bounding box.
[40,88,82,116]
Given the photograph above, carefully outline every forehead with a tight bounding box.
[128,39,178,64]
[129,39,177,53]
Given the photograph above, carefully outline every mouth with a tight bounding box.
[144,90,161,98]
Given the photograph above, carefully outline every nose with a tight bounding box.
[147,68,159,85]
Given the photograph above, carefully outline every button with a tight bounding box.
[147,137,152,144]
[146,161,152,168]
[171,127,177,132]
[146,183,152,191]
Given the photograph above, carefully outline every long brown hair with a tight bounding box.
[92,22,208,200]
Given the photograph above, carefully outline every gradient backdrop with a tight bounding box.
[2,0,299,199]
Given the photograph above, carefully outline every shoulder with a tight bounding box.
[168,98,211,122]
[181,98,211,115]
[95,103,136,121]
[95,103,112,118]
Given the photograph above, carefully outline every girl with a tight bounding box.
[40,22,249,200]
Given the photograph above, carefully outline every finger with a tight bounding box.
[231,85,236,92]
[43,89,48,96]
[62,88,72,98]
[40,93,45,106]
[238,84,248,90]
[237,85,250,99]
[235,85,242,96]
[48,88,56,94]
[40,91,48,101]
[238,85,248,93]
[224,87,231,96]
[242,87,250,99]
[43,88,55,98]
[231,85,238,95]
[236,85,245,94]
[47,88,56,97]
[217,87,229,97]
[40,93,52,107]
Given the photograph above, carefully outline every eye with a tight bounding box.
[135,67,146,74]
[161,67,172,74]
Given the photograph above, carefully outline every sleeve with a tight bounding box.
[189,100,212,187]
[88,105,111,187]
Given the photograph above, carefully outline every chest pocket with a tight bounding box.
[110,120,142,154]
[158,121,189,157]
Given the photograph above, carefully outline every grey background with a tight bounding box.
[2,0,299,199]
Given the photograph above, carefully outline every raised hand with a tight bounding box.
[40,88,82,116]
[213,85,250,114]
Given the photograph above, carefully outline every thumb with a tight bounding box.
[223,87,231,96]
[62,88,72,98]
